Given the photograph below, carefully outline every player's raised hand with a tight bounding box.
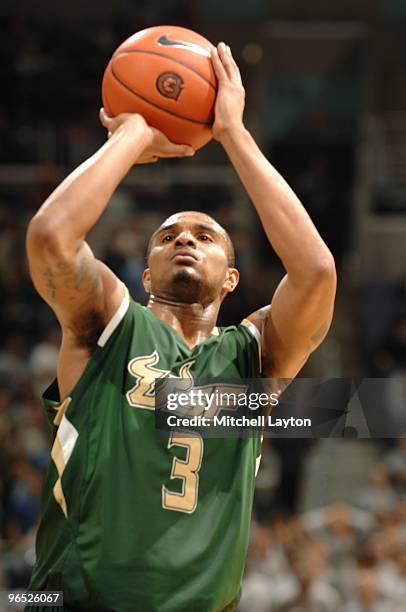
[210,43,245,142]
[99,108,195,164]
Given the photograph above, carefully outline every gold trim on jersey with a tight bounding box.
[50,397,79,517]
[52,396,71,426]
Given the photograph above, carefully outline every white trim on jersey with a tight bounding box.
[51,411,79,517]
[97,285,130,348]
[59,414,79,465]
[255,435,264,477]
[255,453,262,477]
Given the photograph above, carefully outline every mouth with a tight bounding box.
[172,250,198,262]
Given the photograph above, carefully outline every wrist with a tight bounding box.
[119,118,153,163]
[218,123,249,148]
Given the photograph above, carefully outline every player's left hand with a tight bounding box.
[211,42,245,142]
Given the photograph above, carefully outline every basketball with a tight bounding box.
[102,25,217,150]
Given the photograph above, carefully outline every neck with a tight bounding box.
[147,293,221,348]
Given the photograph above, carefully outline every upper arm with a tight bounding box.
[247,264,336,378]
[26,223,123,344]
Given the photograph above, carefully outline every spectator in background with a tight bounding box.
[272,536,341,612]
[344,561,403,612]
[17,396,50,471]
[238,524,276,612]
[0,387,13,442]
[354,464,398,520]
[28,327,60,397]
[383,437,406,492]
[5,458,42,539]
[0,334,28,388]
[371,528,406,607]
[388,548,406,603]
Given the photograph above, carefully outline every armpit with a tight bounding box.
[69,309,107,350]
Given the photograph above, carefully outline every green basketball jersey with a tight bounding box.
[28,290,262,612]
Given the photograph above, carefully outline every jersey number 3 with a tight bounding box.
[126,352,203,513]
[162,431,204,513]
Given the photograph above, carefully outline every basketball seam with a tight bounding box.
[113,49,217,90]
[111,63,213,126]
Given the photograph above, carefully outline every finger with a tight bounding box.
[227,45,243,85]
[160,152,193,159]
[224,44,242,85]
[217,42,234,80]
[162,143,195,157]
[99,107,112,128]
[138,156,159,164]
[210,47,227,82]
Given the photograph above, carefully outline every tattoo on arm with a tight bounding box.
[42,255,105,349]
[73,256,89,291]
[43,255,101,303]
[295,321,329,371]
[45,268,57,302]
[311,321,329,345]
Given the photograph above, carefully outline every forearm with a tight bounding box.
[29,120,149,253]
[221,127,334,282]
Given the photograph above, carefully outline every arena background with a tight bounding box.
[0,1,405,610]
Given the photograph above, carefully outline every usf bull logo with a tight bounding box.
[156,71,184,101]
[127,350,245,417]
[127,350,193,410]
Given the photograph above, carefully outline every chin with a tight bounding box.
[170,269,205,302]
[172,267,198,282]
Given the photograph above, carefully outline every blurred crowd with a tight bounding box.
[240,438,406,612]
[1,1,405,606]
[0,3,197,165]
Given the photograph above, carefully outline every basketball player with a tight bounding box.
[25,43,336,611]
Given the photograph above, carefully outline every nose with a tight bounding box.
[175,231,196,247]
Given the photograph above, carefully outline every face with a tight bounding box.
[356,568,377,603]
[143,212,239,305]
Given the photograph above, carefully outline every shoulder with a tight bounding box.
[217,319,261,349]
[215,319,262,376]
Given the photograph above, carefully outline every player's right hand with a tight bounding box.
[99,108,195,164]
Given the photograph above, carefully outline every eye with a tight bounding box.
[162,234,174,243]
[198,234,212,242]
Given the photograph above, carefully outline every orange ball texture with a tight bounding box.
[102,25,218,150]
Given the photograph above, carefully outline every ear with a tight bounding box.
[142,268,151,293]
[223,267,239,294]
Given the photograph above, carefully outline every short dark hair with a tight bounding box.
[145,213,236,267]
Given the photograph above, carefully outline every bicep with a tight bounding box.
[248,271,336,378]
[26,236,122,338]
